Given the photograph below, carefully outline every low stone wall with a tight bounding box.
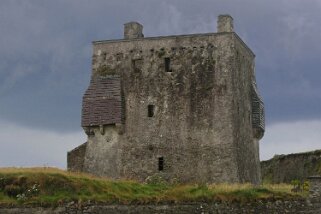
[2,177,321,214]
[0,200,319,214]
[261,150,321,183]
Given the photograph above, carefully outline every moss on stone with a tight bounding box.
[96,65,117,76]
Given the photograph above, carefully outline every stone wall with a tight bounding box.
[309,176,321,204]
[80,31,262,184]
[67,142,87,172]
[0,200,319,214]
[83,125,122,178]
[68,16,264,184]
[232,36,262,184]
[261,150,321,183]
[4,178,321,214]
[83,32,241,183]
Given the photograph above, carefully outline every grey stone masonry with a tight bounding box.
[217,14,234,33]
[124,22,144,39]
[68,15,265,184]
[308,176,321,204]
[67,142,87,172]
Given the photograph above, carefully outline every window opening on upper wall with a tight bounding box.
[132,59,143,72]
[148,105,155,117]
[164,57,172,72]
[158,157,164,171]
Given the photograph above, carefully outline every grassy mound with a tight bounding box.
[0,168,305,206]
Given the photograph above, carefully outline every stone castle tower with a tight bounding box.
[67,15,265,184]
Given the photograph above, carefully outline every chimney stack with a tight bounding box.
[217,15,234,33]
[124,22,144,39]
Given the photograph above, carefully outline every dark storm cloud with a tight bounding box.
[0,0,321,167]
[0,0,320,133]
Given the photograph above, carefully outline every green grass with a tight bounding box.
[0,167,306,206]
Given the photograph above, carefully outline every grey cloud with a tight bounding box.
[0,121,85,168]
[261,120,321,160]
[0,0,321,168]
[0,0,320,133]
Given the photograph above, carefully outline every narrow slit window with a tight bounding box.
[164,57,171,72]
[148,105,155,117]
[132,59,143,72]
[158,157,164,171]
[132,59,136,69]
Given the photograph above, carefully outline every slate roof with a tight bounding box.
[251,83,265,132]
[81,76,122,127]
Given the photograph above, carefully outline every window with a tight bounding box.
[158,157,164,171]
[132,59,143,72]
[164,57,172,72]
[148,105,155,117]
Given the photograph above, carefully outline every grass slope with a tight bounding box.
[0,168,305,206]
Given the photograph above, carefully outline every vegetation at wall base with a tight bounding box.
[0,168,306,207]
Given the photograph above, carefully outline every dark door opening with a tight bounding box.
[164,58,172,72]
[148,105,155,117]
[158,157,164,171]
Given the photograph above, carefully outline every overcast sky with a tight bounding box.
[0,0,320,169]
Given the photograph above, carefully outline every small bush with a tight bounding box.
[0,177,14,190]
[25,183,40,197]
[4,185,24,197]
[303,181,309,191]
[15,176,27,185]
[291,179,309,193]
[0,177,5,190]
[16,193,27,202]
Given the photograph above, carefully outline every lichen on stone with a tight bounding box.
[96,65,117,76]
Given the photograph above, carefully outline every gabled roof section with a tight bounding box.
[81,76,122,127]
